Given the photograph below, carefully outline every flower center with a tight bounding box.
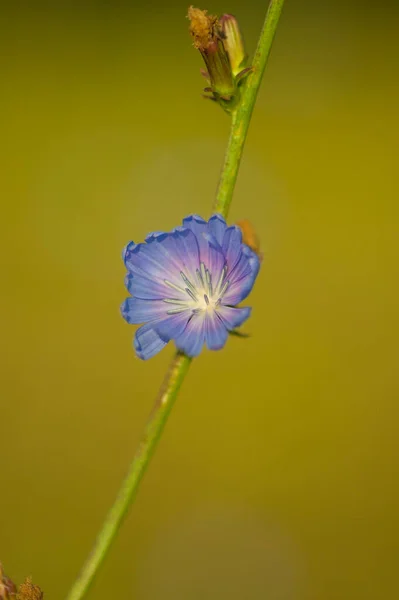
[163,262,229,315]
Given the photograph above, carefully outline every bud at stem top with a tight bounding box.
[219,14,247,77]
[188,6,236,101]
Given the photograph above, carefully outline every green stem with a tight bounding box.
[65,2,284,599]
[215,0,285,217]
[65,353,191,600]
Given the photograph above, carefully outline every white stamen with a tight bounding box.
[180,271,198,298]
[163,298,188,305]
[219,279,230,297]
[163,262,229,317]
[185,288,197,302]
[215,266,227,295]
[206,269,213,296]
[200,262,207,290]
[164,279,186,294]
[196,268,204,287]
[167,307,189,315]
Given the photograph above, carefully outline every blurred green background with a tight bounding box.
[1,0,398,598]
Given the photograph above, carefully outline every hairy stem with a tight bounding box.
[65,2,284,598]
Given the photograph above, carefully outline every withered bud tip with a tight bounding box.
[16,578,43,600]
[188,6,219,50]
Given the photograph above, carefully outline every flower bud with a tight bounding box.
[219,14,247,76]
[188,6,235,101]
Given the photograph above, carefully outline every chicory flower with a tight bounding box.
[121,214,260,359]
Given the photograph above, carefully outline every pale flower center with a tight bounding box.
[163,262,229,315]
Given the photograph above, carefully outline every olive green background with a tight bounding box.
[1,1,398,598]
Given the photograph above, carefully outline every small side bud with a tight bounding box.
[219,14,247,77]
[188,6,235,102]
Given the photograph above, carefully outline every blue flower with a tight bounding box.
[121,214,260,360]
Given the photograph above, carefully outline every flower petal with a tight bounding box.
[121,297,168,324]
[170,227,201,281]
[208,214,227,245]
[145,231,166,242]
[227,249,252,281]
[203,233,226,286]
[182,214,209,263]
[243,244,261,277]
[222,277,254,305]
[134,323,167,360]
[222,226,243,271]
[123,241,171,282]
[223,247,260,305]
[146,230,199,278]
[217,305,251,329]
[124,231,201,300]
[174,313,206,357]
[155,311,190,341]
[125,273,177,301]
[204,312,228,350]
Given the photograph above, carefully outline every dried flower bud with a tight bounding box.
[219,14,247,76]
[0,563,16,600]
[188,6,235,102]
[16,578,43,600]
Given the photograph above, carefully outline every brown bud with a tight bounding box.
[188,6,235,101]
[188,6,218,50]
[16,578,43,600]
